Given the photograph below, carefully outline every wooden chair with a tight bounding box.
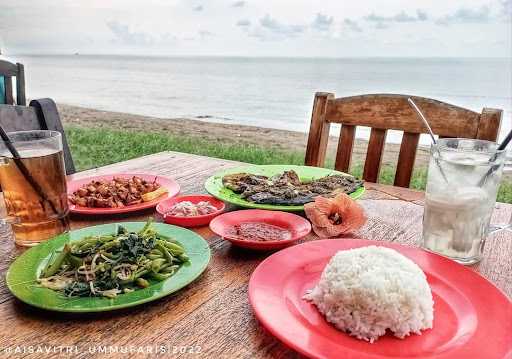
[0,59,26,105]
[305,93,502,188]
[0,99,75,174]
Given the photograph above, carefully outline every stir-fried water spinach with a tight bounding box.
[38,219,189,298]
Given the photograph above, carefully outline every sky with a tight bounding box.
[0,0,511,57]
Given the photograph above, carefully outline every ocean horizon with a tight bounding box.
[10,54,512,145]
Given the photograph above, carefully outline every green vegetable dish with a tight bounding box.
[38,219,189,298]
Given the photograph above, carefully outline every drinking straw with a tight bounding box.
[0,126,66,225]
[478,128,512,186]
[494,129,512,159]
[407,98,449,184]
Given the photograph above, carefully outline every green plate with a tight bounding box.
[6,222,211,312]
[204,164,365,212]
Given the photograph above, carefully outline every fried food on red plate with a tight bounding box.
[69,176,166,208]
[304,193,366,238]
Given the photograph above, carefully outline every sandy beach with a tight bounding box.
[58,104,431,169]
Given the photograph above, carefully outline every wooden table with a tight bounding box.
[1,151,511,358]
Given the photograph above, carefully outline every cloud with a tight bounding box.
[375,22,389,30]
[312,13,334,32]
[232,1,245,7]
[436,6,491,25]
[245,16,305,41]
[161,33,177,43]
[236,19,251,27]
[416,10,428,21]
[364,13,386,22]
[500,0,512,21]
[243,13,354,41]
[255,14,306,38]
[343,18,363,32]
[106,20,154,46]
[199,30,214,39]
[365,9,428,23]
[193,5,203,12]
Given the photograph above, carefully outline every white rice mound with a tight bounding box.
[304,246,433,343]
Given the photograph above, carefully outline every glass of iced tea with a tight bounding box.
[0,130,70,246]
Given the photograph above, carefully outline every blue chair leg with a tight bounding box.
[0,76,5,104]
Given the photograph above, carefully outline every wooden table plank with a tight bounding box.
[0,150,510,358]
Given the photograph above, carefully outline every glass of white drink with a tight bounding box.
[422,138,506,265]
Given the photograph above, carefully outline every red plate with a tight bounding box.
[67,173,180,215]
[156,195,226,228]
[209,209,311,250]
[249,239,512,359]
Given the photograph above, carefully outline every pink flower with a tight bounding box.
[304,193,367,238]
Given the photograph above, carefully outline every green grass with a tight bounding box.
[66,126,512,203]
[350,164,428,191]
[66,126,306,170]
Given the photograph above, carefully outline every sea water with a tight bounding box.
[11,55,512,145]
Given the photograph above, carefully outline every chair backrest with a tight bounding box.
[0,99,75,174]
[0,59,26,105]
[305,93,502,187]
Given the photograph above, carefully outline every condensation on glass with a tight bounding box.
[422,138,506,265]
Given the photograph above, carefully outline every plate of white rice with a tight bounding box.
[248,239,512,359]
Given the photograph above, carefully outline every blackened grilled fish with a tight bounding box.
[222,170,363,205]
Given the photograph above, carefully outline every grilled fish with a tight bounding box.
[222,170,363,205]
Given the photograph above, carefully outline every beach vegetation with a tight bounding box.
[66,126,512,203]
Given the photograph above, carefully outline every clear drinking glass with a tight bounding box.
[0,197,15,242]
[500,150,512,232]
[0,218,15,242]
[422,138,506,265]
[0,130,70,246]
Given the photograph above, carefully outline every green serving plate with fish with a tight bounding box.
[6,222,210,312]
[204,165,365,212]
